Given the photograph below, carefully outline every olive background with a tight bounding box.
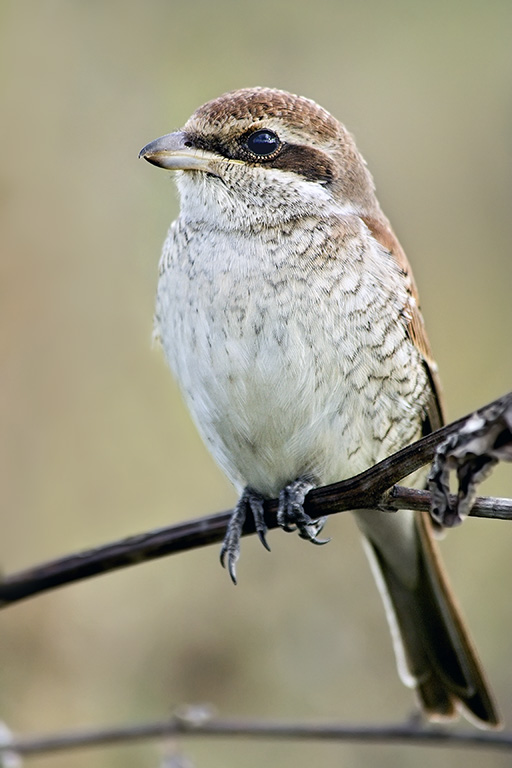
[1,1,511,766]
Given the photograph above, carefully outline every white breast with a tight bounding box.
[155,214,428,498]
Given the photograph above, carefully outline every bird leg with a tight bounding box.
[220,487,269,584]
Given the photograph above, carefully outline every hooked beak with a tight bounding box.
[139,131,233,174]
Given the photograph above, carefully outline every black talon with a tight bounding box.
[257,529,271,551]
[298,527,331,545]
[227,555,238,585]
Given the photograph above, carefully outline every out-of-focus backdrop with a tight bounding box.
[1,2,511,766]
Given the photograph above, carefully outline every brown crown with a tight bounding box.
[189,87,341,140]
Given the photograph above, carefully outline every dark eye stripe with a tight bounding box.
[269,144,336,183]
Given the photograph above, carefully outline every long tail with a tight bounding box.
[357,509,500,727]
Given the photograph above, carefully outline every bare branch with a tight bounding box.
[1,392,510,608]
[2,711,512,758]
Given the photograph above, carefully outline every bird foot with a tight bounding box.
[220,488,269,585]
[220,477,329,584]
[277,476,329,544]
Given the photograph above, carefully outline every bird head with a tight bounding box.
[139,88,378,228]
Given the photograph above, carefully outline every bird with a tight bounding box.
[140,87,500,728]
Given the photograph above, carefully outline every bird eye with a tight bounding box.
[245,129,281,158]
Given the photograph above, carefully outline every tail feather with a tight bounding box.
[363,512,500,728]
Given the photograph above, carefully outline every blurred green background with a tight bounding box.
[1,1,511,766]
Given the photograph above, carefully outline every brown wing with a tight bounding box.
[361,215,445,432]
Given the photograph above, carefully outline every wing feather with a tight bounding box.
[361,215,445,432]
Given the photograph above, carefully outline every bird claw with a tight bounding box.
[220,488,269,584]
[277,477,329,544]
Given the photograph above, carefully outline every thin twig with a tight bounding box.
[2,713,512,758]
[383,487,512,520]
[0,393,510,608]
